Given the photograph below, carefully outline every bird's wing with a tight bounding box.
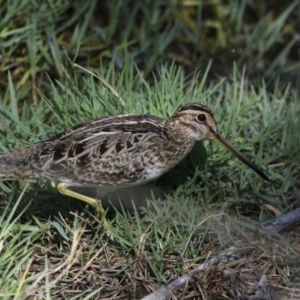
[35,115,168,185]
[0,114,169,185]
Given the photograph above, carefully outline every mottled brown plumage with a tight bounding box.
[0,103,269,217]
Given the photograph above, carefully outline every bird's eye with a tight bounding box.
[197,114,206,122]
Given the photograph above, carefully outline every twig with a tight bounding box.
[141,248,235,300]
[141,207,300,300]
[263,207,300,232]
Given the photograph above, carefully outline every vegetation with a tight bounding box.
[0,1,299,299]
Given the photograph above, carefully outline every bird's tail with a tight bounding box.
[0,145,41,179]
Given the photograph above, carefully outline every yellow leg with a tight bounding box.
[55,182,107,225]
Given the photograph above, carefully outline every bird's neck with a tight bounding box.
[165,119,197,145]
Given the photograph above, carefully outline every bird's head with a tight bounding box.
[171,103,217,141]
[171,103,269,181]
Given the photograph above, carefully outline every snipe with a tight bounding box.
[0,103,269,218]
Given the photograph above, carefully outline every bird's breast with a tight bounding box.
[140,137,195,180]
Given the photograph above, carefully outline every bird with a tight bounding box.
[0,103,269,219]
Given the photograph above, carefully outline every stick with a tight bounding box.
[141,207,300,300]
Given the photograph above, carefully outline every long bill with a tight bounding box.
[213,132,269,182]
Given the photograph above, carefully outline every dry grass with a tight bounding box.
[11,211,299,299]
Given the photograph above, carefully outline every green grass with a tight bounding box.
[1,0,300,96]
[0,63,299,298]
